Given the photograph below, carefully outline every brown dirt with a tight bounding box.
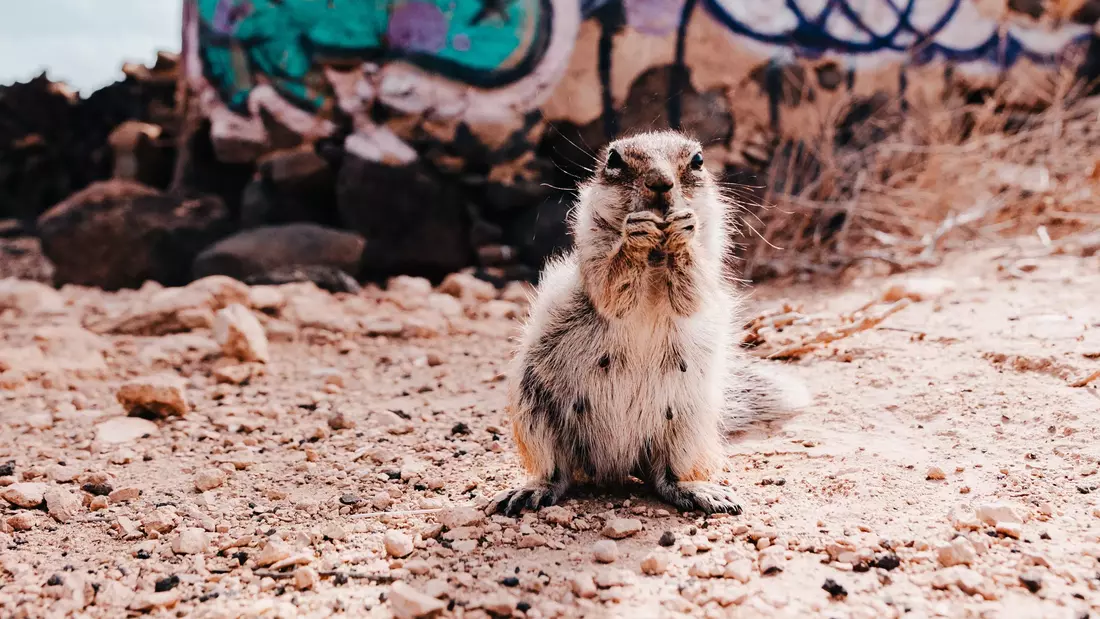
[1,243,1099,618]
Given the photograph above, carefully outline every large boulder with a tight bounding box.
[192,223,365,282]
[337,156,470,280]
[37,180,231,289]
[240,147,340,228]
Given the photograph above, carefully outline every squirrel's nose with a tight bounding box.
[645,174,674,193]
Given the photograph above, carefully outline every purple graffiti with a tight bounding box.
[387,1,449,54]
[212,0,252,35]
[624,0,685,37]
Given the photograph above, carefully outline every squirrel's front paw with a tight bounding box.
[663,208,698,253]
[622,211,665,257]
[487,482,566,517]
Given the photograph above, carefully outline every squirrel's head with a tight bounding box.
[576,131,723,232]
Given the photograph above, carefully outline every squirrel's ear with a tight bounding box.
[605,148,624,170]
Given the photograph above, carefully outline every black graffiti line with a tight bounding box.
[669,0,699,131]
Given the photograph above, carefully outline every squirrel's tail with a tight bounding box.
[722,360,811,431]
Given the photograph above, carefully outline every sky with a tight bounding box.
[0,0,182,94]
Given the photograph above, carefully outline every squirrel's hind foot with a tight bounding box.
[654,479,743,515]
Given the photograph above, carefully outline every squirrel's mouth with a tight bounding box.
[638,193,675,217]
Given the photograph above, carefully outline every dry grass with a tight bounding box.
[738,63,1100,280]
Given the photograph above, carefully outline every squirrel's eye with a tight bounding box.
[606,148,625,170]
[690,152,704,170]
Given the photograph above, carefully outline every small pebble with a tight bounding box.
[640,552,669,575]
[384,530,415,558]
[193,468,226,492]
[926,466,946,480]
[822,578,847,598]
[593,540,619,563]
[601,518,642,539]
[658,531,676,547]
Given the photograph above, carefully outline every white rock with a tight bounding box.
[95,417,159,444]
[996,522,1023,539]
[142,507,180,535]
[594,569,630,588]
[593,540,619,563]
[570,573,598,598]
[937,537,978,567]
[759,546,785,575]
[256,540,292,567]
[601,518,643,539]
[44,488,82,523]
[723,558,753,583]
[926,466,946,480]
[932,566,996,600]
[295,566,319,590]
[0,279,65,315]
[193,468,227,492]
[116,375,189,417]
[518,533,548,548]
[172,528,208,555]
[1,482,47,508]
[541,505,575,526]
[438,272,496,302]
[321,522,348,541]
[882,277,955,303]
[248,286,285,311]
[389,581,446,619]
[439,506,484,529]
[384,530,415,558]
[640,552,669,575]
[976,503,1022,526]
[128,591,180,612]
[213,303,270,362]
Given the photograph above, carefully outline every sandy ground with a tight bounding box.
[1,241,1099,619]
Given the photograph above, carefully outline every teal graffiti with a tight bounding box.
[197,0,554,112]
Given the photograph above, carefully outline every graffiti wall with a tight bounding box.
[182,0,1100,277]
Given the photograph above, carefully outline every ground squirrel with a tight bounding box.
[489,131,809,516]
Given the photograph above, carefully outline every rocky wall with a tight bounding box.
[182,0,1100,281]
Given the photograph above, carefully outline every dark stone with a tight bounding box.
[450,422,470,435]
[155,575,180,592]
[0,62,177,224]
[337,156,470,280]
[239,148,340,227]
[81,483,113,496]
[46,574,63,587]
[193,223,365,282]
[1078,34,1100,95]
[243,265,361,294]
[501,576,520,587]
[1009,0,1045,19]
[815,62,845,91]
[339,493,361,505]
[537,121,605,187]
[0,461,13,477]
[469,216,504,247]
[869,553,901,571]
[822,578,847,598]
[1073,0,1100,24]
[658,531,676,547]
[37,180,231,289]
[1019,574,1042,593]
[619,66,735,147]
[177,120,256,217]
[502,190,574,269]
